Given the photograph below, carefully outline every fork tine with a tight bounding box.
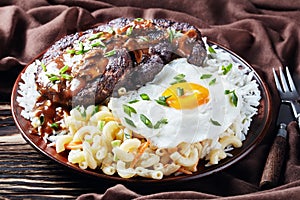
[285,66,297,92]
[279,67,289,92]
[273,68,283,94]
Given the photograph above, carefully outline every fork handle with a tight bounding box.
[259,123,287,190]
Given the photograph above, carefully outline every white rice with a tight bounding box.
[17,37,261,156]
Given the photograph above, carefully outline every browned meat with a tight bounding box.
[35,18,207,107]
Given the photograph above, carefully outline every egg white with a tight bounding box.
[108,58,241,148]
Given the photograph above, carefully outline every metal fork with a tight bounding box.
[273,67,300,124]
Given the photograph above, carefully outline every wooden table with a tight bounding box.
[0,102,121,199]
[1,102,204,199]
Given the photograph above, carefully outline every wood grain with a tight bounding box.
[0,103,118,199]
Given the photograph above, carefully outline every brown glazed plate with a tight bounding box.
[11,40,272,183]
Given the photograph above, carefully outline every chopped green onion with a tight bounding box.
[140,114,153,128]
[209,78,216,86]
[111,140,121,147]
[154,118,168,129]
[79,42,84,52]
[167,28,175,42]
[200,74,212,79]
[222,63,233,75]
[174,74,185,80]
[123,104,137,117]
[126,26,133,36]
[61,74,73,80]
[135,18,143,22]
[91,40,105,48]
[48,75,60,82]
[155,95,171,107]
[59,65,69,74]
[139,36,149,42]
[92,105,100,116]
[210,118,221,126]
[128,99,139,104]
[177,87,184,96]
[41,63,47,72]
[74,42,89,55]
[224,89,238,107]
[98,120,105,131]
[88,32,103,41]
[124,117,136,127]
[170,74,187,85]
[50,122,59,129]
[66,49,76,54]
[104,49,116,57]
[208,46,216,54]
[81,109,86,119]
[124,131,131,139]
[140,93,150,100]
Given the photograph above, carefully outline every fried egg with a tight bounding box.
[108,58,241,148]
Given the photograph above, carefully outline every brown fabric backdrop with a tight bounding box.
[1,0,300,199]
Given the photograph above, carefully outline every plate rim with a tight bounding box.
[11,39,272,183]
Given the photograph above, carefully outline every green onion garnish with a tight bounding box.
[59,65,69,74]
[155,95,171,107]
[91,40,106,48]
[50,122,59,129]
[208,46,216,54]
[154,118,168,129]
[200,74,212,79]
[126,26,133,36]
[111,140,121,147]
[140,114,153,128]
[222,63,233,75]
[135,18,143,22]
[209,78,216,85]
[170,74,187,85]
[210,118,221,126]
[104,49,116,57]
[123,104,137,117]
[98,120,105,131]
[139,36,149,42]
[93,105,100,116]
[224,89,238,107]
[128,99,139,104]
[66,49,76,54]
[88,32,103,41]
[41,63,47,72]
[140,93,150,100]
[167,28,175,42]
[124,131,131,139]
[125,117,136,127]
[61,74,72,80]
[48,75,60,82]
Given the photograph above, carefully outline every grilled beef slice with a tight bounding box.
[35,18,207,107]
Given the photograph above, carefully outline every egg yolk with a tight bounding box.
[162,82,209,109]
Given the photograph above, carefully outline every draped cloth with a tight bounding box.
[1,0,300,199]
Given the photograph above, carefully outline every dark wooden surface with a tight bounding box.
[0,102,120,200]
[1,101,200,199]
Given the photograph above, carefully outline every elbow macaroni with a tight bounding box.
[54,105,244,179]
